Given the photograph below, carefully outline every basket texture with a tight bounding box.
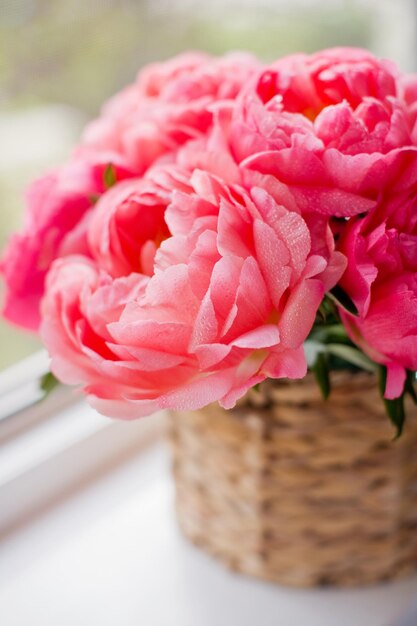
[169,371,417,587]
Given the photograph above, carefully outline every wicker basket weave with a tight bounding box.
[169,371,417,587]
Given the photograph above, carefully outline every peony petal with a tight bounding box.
[194,343,232,369]
[385,363,407,400]
[279,278,324,348]
[231,324,280,349]
[253,219,291,307]
[262,345,307,379]
[158,369,236,411]
[190,291,219,349]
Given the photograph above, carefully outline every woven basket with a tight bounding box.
[169,371,417,587]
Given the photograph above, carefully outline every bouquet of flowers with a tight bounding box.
[2,48,417,434]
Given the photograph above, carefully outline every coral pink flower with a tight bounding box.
[0,157,132,331]
[5,48,417,421]
[337,177,417,398]
[41,170,345,418]
[1,53,260,335]
[229,48,416,217]
[80,52,260,174]
[399,73,417,142]
[88,166,193,277]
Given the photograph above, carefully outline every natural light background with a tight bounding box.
[1,0,416,370]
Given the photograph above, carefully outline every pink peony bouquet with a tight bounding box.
[2,48,417,433]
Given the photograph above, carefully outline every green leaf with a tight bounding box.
[316,303,327,323]
[385,396,405,440]
[304,339,324,367]
[40,371,60,397]
[377,364,387,399]
[325,343,377,373]
[313,352,331,400]
[310,323,350,345]
[315,296,339,324]
[103,163,117,190]
[322,324,349,340]
[405,370,417,404]
[327,285,358,316]
[378,366,405,439]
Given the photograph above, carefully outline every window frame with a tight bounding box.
[0,350,166,536]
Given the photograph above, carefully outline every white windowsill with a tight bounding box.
[1,434,417,626]
[0,398,165,534]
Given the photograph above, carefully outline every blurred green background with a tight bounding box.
[0,0,416,369]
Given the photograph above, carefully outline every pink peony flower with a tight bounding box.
[229,47,417,217]
[3,48,416,421]
[0,157,132,331]
[88,166,193,278]
[40,170,345,418]
[397,73,417,142]
[80,52,260,174]
[337,181,417,399]
[1,53,259,335]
